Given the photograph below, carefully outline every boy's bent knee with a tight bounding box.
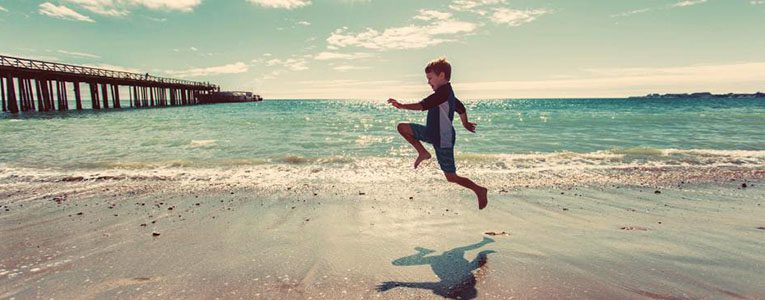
[397,123,411,135]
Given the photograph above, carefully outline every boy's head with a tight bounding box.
[425,57,451,91]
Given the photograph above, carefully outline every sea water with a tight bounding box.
[0,98,763,171]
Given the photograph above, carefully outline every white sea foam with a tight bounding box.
[0,149,762,190]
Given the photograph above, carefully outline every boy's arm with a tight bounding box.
[387,98,423,111]
[456,98,476,133]
[387,87,450,111]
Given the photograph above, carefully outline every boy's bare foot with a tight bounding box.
[414,152,431,169]
[476,187,488,210]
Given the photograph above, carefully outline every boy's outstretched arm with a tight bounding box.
[456,98,477,133]
[387,98,423,111]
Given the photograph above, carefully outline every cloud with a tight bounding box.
[190,46,198,51]
[449,0,506,14]
[246,0,311,9]
[333,65,370,71]
[62,0,128,16]
[266,58,308,71]
[165,62,249,77]
[490,8,551,26]
[84,63,142,73]
[59,0,201,17]
[297,20,311,26]
[610,8,651,18]
[57,50,101,59]
[326,18,478,51]
[671,0,707,7]
[314,51,373,60]
[39,3,95,22]
[0,6,8,12]
[414,9,452,21]
[750,0,765,4]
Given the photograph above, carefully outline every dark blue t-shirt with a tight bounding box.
[418,83,466,148]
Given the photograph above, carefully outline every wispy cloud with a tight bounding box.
[297,20,311,26]
[671,0,707,7]
[610,8,651,18]
[490,8,551,26]
[62,0,128,16]
[333,65,370,71]
[314,51,373,60]
[326,12,478,51]
[58,0,201,18]
[266,58,308,71]
[84,63,142,73]
[414,9,452,21]
[449,0,506,15]
[750,0,765,4]
[57,49,101,59]
[39,2,95,22]
[0,5,8,12]
[165,62,249,77]
[246,0,311,9]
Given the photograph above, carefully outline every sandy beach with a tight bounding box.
[1,160,763,299]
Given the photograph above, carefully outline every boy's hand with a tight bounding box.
[462,120,477,133]
[387,98,402,109]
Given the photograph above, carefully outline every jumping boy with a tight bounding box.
[387,58,488,210]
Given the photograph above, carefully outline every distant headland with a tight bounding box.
[630,92,765,99]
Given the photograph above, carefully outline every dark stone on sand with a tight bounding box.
[230,192,234,194]
[485,231,510,236]
[658,222,662,224]
[195,203,200,206]
[655,190,661,194]
[305,218,310,222]
[742,183,747,188]
[620,226,649,231]
[140,223,147,227]
[562,208,569,211]
[76,212,83,216]
[359,192,366,195]
[61,176,85,182]
[757,226,765,230]
[168,207,174,211]
[409,197,413,200]
[152,232,160,237]
[291,206,296,209]
[151,220,156,224]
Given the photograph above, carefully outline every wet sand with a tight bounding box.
[1,164,764,299]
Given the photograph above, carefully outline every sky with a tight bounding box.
[1,0,764,100]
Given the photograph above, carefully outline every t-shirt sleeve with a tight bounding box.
[455,98,466,115]
[419,88,449,111]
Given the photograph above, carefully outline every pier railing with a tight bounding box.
[0,55,216,88]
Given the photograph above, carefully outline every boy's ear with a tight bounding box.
[438,72,446,80]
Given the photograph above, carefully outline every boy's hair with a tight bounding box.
[425,57,451,81]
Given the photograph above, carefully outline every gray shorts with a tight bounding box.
[409,123,456,173]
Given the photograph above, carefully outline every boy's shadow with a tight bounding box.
[376,237,497,299]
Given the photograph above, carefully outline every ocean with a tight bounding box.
[1,98,763,172]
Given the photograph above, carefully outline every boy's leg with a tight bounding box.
[444,172,489,210]
[396,123,431,169]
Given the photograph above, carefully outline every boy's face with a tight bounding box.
[426,71,447,91]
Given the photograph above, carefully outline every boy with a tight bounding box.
[387,58,488,210]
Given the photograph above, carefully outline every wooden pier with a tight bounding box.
[0,55,219,114]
